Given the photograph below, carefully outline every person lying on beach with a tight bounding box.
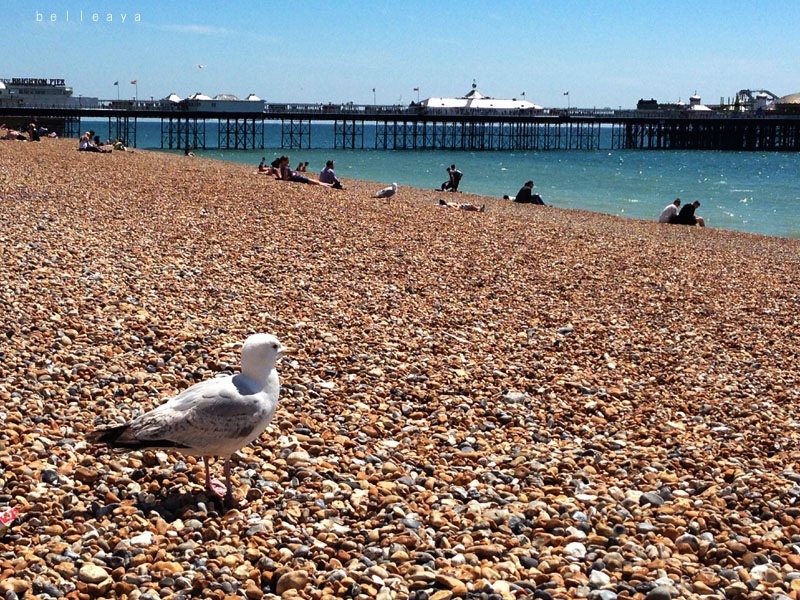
[112,138,133,152]
[438,199,485,212]
[276,157,332,187]
[3,129,27,141]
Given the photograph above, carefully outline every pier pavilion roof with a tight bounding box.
[777,92,800,105]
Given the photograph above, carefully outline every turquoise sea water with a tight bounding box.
[88,120,800,239]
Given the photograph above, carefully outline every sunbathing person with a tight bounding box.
[438,199,485,212]
[3,129,27,141]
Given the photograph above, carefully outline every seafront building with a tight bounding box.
[0,77,98,109]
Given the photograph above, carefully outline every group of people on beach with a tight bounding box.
[257,156,343,189]
[438,165,548,208]
[78,130,113,153]
[658,198,705,227]
[251,155,710,227]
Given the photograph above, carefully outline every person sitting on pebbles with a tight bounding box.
[319,160,344,189]
[438,199,485,212]
[512,180,546,205]
[674,200,706,227]
[659,198,681,223]
[257,156,283,176]
[78,130,111,152]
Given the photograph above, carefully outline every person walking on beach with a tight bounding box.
[441,164,463,192]
[513,180,546,205]
[674,200,705,227]
[659,198,681,223]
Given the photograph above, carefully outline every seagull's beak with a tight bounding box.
[278,345,293,358]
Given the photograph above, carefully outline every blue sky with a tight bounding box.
[5,1,799,108]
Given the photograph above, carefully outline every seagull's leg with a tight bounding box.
[223,457,234,506]
[203,456,213,489]
[203,456,228,498]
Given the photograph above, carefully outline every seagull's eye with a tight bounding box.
[271,343,278,349]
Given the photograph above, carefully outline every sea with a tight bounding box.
[85,119,800,239]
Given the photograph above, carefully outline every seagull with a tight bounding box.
[197,64,206,69]
[88,333,285,504]
[373,182,398,198]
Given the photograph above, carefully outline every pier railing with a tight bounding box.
[3,100,799,151]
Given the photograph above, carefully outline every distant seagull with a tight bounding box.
[197,64,206,69]
[373,182,398,198]
[88,333,286,504]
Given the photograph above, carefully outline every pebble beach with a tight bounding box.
[2,138,800,600]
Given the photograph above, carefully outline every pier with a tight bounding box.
[3,102,800,151]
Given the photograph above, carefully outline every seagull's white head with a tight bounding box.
[240,333,285,380]
[391,182,398,191]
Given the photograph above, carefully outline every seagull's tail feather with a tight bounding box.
[87,423,131,445]
[88,424,190,449]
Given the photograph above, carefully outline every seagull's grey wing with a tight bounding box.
[128,375,273,452]
[164,374,261,414]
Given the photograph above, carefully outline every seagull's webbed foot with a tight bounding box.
[203,456,229,498]
[203,456,244,508]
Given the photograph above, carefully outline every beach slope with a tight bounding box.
[1,139,800,598]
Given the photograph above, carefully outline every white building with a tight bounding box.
[420,86,542,114]
[0,77,99,108]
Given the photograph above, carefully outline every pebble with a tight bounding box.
[1,139,800,600]
[78,564,110,584]
[589,570,611,587]
[639,491,665,507]
[563,541,587,560]
[588,592,617,600]
[276,570,309,595]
